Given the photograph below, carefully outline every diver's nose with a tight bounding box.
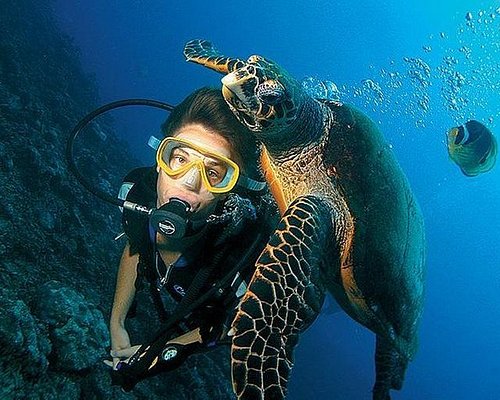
[181,166,201,191]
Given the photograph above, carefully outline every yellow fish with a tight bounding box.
[447,120,497,176]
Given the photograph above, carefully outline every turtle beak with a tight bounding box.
[221,72,261,130]
[221,69,258,108]
[221,73,246,103]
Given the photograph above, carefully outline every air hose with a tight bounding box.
[65,99,174,207]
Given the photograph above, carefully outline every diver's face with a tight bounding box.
[156,123,234,220]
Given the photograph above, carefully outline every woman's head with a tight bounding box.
[156,88,262,218]
[161,87,260,180]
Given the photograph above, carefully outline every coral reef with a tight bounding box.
[0,1,233,398]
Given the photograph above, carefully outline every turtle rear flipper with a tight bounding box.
[373,335,409,400]
[184,39,245,74]
[231,196,336,399]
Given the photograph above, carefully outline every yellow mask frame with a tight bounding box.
[156,137,240,193]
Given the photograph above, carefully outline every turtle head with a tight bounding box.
[221,55,305,136]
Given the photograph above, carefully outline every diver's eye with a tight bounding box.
[169,149,189,168]
[174,155,186,163]
[207,169,219,178]
[169,155,187,169]
[206,169,222,184]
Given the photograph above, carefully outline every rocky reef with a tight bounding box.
[0,1,233,398]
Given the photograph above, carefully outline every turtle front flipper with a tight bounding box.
[184,39,245,74]
[231,195,336,399]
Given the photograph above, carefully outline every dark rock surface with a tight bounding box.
[0,1,234,398]
[32,281,109,372]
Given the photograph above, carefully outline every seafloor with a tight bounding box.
[0,1,233,398]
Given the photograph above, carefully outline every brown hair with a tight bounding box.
[161,87,261,181]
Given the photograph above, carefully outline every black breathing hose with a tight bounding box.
[65,99,174,206]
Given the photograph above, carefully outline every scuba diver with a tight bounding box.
[91,87,278,390]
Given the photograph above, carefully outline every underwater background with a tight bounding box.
[1,0,499,399]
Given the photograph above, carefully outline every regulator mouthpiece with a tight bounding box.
[149,198,191,239]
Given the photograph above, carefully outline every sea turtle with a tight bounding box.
[184,39,425,400]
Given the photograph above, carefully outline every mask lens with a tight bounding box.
[157,138,239,193]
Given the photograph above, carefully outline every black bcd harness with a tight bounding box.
[111,167,270,390]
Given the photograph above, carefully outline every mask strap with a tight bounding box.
[237,175,266,191]
[148,136,162,150]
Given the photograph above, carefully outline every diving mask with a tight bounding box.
[156,137,240,193]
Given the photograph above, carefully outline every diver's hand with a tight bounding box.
[108,324,133,369]
[104,345,142,369]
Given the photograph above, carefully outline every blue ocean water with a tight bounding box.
[54,1,500,399]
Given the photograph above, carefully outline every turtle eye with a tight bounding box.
[248,55,263,63]
[245,65,256,76]
[256,80,285,105]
